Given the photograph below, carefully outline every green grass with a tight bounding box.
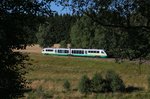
[23,53,150,99]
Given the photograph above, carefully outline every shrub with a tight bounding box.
[105,70,125,92]
[78,75,91,94]
[78,71,125,94]
[91,73,104,93]
[63,79,71,91]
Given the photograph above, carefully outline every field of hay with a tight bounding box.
[19,45,150,99]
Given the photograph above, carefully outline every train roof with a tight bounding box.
[43,48,105,51]
[71,48,104,50]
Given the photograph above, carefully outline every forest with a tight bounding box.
[0,0,150,98]
[36,0,150,62]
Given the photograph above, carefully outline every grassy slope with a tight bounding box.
[24,53,150,99]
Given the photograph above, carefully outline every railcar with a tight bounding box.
[42,48,107,58]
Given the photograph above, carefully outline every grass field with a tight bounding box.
[19,47,150,99]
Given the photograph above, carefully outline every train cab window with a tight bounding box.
[101,51,105,54]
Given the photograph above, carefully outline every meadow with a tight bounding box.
[23,52,150,99]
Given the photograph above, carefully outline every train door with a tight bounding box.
[55,49,58,53]
[85,50,87,54]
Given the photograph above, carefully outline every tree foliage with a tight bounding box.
[78,75,91,94]
[60,0,150,61]
[36,14,77,47]
[0,0,53,98]
[105,70,125,92]
[91,73,104,93]
[0,51,29,98]
[70,15,104,49]
[78,71,125,94]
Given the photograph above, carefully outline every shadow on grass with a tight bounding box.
[125,86,143,93]
[22,86,54,99]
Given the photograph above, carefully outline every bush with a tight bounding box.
[63,79,71,91]
[91,73,104,93]
[105,70,125,92]
[78,75,91,94]
[78,71,125,94]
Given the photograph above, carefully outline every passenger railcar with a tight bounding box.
[42,48,107,58]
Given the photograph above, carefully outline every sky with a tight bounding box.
[51,3,72,15]
[38,0,72,15]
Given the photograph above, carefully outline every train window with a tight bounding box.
[72,50,77,54]
[72,50,75,54]
[88,51,99,53]
[58,50,63,53]
[58,50,69,53]
[58,50,62,53]
[65,50,69,53]
[72,50,84,54]
[80,50,84,54]
[46,49,53,52]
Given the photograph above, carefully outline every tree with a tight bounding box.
[36,14,77,48]
[70,15,104,49]
[0,51,29,98]
[36,24,56,47]
[0,0,53,98]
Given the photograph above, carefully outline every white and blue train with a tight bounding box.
[42,48,107,58]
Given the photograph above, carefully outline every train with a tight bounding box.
[42,48,107,58]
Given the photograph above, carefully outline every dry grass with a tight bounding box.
[16,45,150,99]
[20,52,150,99]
